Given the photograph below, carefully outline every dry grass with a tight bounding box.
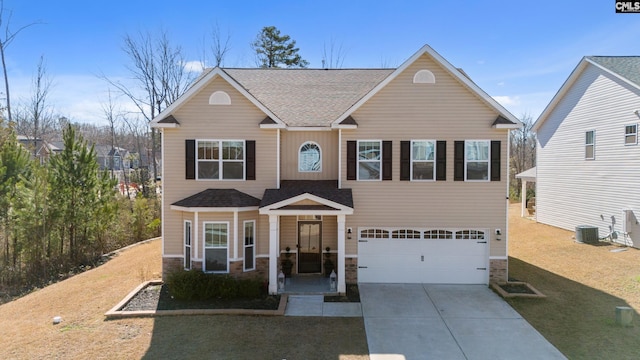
[507,203,640,359]
[0,239,369,360]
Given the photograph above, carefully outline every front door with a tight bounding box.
[298,221,322,273]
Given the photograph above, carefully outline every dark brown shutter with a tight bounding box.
[382,141,392,180]
[346,141,356,180]
[436,141,446,181]
[246,140,256,180]
[400,141,410,180]
[454,141,464,181]
[491,140,501,181]
[185,139,195,179]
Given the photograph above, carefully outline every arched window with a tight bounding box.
[299,141,321,172]
[413,69,436,84]
[209,91,231,105]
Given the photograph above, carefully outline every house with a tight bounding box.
[17,135,62,164]
[150,45,521,294]
[533,56,640,248]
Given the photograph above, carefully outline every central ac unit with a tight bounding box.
[575,225,599,244]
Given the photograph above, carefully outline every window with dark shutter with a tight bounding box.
[400,141,410,180]
[185,139,195,179]
[347,141,356,180]
[454,141,464,181]
[382,141,392,180]
[436,140,446,181]
[246,140,256,180]
[490,140,501,181]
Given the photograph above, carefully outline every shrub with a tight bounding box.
[166,270,266,300]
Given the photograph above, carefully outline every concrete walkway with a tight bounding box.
[284,295,362,317]
[360,284,566,360]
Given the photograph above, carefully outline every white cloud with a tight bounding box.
[182,60,205,73]
[493,95,520,106]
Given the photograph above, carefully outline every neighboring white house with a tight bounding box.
[533,56,640,248]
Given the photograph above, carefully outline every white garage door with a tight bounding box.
[357,228,489,284]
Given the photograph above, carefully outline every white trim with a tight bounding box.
[492,123,521,130]
[233,211,239,259]
[162,255,184,259]
[277,129,281,189]
[243,220,256,272]
[410,140,436,181]
[338,129,342,189]
[259,193,353,214]
[357,140,383,181]
[464,140,491,182]
[585,129,595,160]
[151,68,283,127]
[153,123,180,129]
[332,44,520,127]
[160,129,166,257]
[203,221,230,273]
[184,220,192,270]
[332,124,358,130]
[489,256,509,260]
[286,127,334,131]
[171,205,259,213]
[298,141,322,173]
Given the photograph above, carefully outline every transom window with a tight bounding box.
[197,140,244,180]
[299,141,321,172]
[625,124,637,145]
[360,228,389,239]
[424,229,453,239]
[465,140,490,181]
[412,140,436,180]
[204,222,228,272]
[358,141,381,180]
[392,229,421,239]
[455,230,485,240]
[585,130,595,159]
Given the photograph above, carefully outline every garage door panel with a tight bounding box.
[358,233,488,284]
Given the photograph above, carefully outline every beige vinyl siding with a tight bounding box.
[280,130,338,180]
[536,64,640,248]
[162,77,277,256]
[279,216,297,252]
[322,216,338,253]
[343,53,509,257]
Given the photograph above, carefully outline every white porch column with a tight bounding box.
[337,214,346,293]
[521,180,527,217]
[268,214,279,294]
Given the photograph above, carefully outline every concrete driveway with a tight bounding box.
[360,284,566,360]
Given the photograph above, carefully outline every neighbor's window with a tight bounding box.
[299,141,321,172]
[585,130,595,159]
[625,124,637,145]
[204,222,228,272]
[184,220,192,270]
[358,141,381,180]
[243,220,255,271]
[412,140,435,180]
[465,140,490,180]
[197,140,244,180]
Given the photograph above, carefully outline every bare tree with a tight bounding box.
[0,0,41,122]
[14,56,55,156]
[101,29,194,183]
[510,113,536,200]
[321,37,348,69]
[209,22,231,67]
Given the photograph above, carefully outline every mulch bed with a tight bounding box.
[121,283,361,312]
[121,284,281,311]
[499,283,535,294]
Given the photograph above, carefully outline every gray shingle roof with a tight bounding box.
[587,56,640,87]
[223,69,393,127]
[172,189,261,208]
[260,180,353,208]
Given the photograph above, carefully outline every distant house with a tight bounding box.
[151,45,521,294]
[17,135,62,164]
[533,56,640,248]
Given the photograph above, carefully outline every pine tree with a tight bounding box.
[251,26,309,68]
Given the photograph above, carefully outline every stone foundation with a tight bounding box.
[345,257,358,284]
[162,257,183,281]
[489,259,508,283]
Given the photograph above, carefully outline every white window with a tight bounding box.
[184,221,192,270]
[358,140,381,180]
[585,130,595,159]
[625,124,637,145]
[424,229,453,239]
[299,142,321,172]
[465,140,490,181]
[243,220,255,271]
[455,230,485,240]
[204,222,228,272]
[412,140,435,180]
[197,140,244,180]
[391,229,421,239]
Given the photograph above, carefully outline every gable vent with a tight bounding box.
[413,69,435,84]
[209,91,231,105]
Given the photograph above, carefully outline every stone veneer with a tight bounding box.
[489,259,508,283]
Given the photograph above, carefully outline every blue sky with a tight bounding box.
[5,0,640,124]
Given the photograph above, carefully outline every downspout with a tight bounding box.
[277,129,281,189]
[338,129,342,189]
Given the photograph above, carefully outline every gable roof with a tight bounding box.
[151,44,520,129]
[224,69,392,127]
[534,56,640,131]
[260,180,353,209]
[171,189,261,211]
